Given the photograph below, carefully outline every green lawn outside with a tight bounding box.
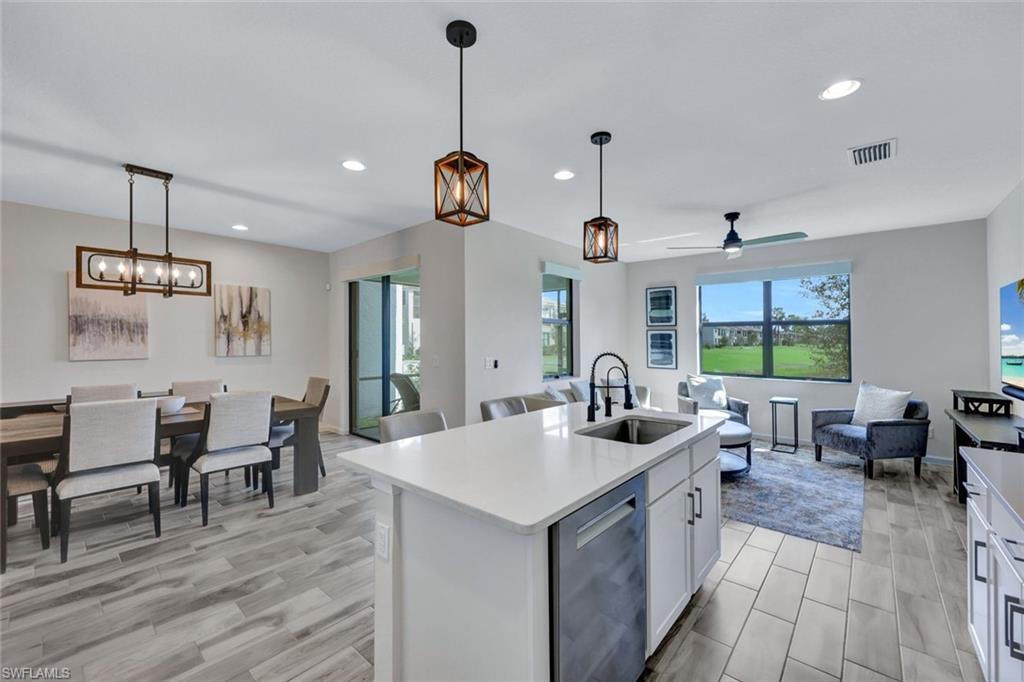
[701,344,847,380]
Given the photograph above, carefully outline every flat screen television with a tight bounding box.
[1000,277,1024,393]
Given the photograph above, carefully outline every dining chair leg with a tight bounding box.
[1,492,7,574]
[50,487,59,537]
[59,498,71,564]
[31,491,49,551]
[167,464,175,489]
[264,463,274,509]
[180,466,191,508]
[244,466,251,488]
[252,466,260,491]
[200,474,209,527]
[7,496,18,527]
[149,482,161,538]
[271,448,280,470]
[318,450,326,478]
[136,486,142,495]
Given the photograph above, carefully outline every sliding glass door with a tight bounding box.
[349,268,421,441]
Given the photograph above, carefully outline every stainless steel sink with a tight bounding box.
[577,417,688,445]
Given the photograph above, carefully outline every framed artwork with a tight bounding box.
[646,286,676,326]
[214,284,271,357]
[647,329,678,369]
[68,273,149,361]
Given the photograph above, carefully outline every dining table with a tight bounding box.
[0,395,324,541]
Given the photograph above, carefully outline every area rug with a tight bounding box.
[720,440,864,551]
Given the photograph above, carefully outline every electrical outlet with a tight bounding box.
[375,522,391,560]
[484,357,498,370]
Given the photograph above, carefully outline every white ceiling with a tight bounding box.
[3,2,1022,260]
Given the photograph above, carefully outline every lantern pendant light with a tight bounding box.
[583,131,619,263]
[434,20,489,227]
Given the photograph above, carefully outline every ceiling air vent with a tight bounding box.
[847,138,897,167]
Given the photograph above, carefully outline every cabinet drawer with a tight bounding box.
[648,450,689,504]
[692,432,719,474]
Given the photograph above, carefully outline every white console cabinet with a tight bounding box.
[963,448,1024,682]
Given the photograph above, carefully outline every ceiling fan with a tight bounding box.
[666,212,807,259]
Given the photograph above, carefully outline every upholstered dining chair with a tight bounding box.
[480,396,528,422]
[53,398,162,563]
[263,377,330,487]
[389,373,421,413]
[69,383,140,404]
[1,465,50,573]
[173,391,274,525]
[170,379,226,404]
[379,409,448,443]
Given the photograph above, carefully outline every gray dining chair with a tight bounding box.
[380,409,448,443]
[170,379,226,404]
[263,377,330,487]
[53,398,162,563]
[173,391,274,524]
[480,396,528,422]
[389,373,421,413]
[69,383,140,403]
[1,466,50,574]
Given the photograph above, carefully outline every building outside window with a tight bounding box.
[542,273,573,378]
[698,267,851,381]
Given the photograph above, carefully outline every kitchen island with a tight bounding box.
[338,403,724,681]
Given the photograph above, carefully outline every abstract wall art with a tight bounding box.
[214,284,271,357]
[68,272,149,361]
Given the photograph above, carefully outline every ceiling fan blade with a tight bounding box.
[740,232,808,248]
[665,246,722,250]
[726,248,743,260]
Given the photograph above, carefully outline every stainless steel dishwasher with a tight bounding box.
[550,474,647,682]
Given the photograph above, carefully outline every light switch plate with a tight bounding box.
[375,521,391,560]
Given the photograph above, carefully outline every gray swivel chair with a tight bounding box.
[380,409,448,443]
[676,380,750,424]
[480,397,528,422]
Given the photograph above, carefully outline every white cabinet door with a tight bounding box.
[992,537,1024,682]
[691,458,721,590]
[647,483,690,656]
[968,498,991,679]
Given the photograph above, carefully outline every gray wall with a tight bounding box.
[625,219,990,459]
[0,201,331,402]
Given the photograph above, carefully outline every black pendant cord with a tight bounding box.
[128,172,135,250]
[598,142,603,217]
[459,43,464,157]
[163,179,170,253]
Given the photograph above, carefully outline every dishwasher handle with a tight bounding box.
[576,494,637,550]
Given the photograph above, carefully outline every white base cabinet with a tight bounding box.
[964,450,1024,682]
[645,434,722,656]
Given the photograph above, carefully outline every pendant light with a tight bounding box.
[75,164,212,297]
[434,20,489,227]
[583,131,619,263]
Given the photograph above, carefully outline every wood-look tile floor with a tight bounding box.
[645,455,980,682]
[0,432,377,682]
[2,436,978,682]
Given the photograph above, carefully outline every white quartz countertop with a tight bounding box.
[962,446,1024,528]
[338,403,724,535]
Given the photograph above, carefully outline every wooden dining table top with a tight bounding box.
[0,396,319,460]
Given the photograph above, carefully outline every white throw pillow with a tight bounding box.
[569,379,591,403]
[851,382,912,426]
[543,384,569,403]
[686,374,728,410]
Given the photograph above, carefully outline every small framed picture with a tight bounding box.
[646,286,676,326]
[647,329,678,369]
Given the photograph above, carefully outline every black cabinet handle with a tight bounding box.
[695,486,703,519]
[686,492,695,526]
[973,540,988,583]
[1006,595,1024,662]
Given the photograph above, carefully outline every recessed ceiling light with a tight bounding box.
[819,79,861,100]
[231,224,249,231]
[553,170,575,181]
[341,160,367,172]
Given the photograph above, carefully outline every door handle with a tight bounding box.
[973,540,988,583]
[686,492,695,526]
[1006,596,1024,661]
[695,486,703,519]
[576,495,636,549]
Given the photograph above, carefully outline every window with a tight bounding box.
[699,272,850,381]
[542,274,573,378]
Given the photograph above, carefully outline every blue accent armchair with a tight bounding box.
[676,381,750,425]
[811,400,930,479]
